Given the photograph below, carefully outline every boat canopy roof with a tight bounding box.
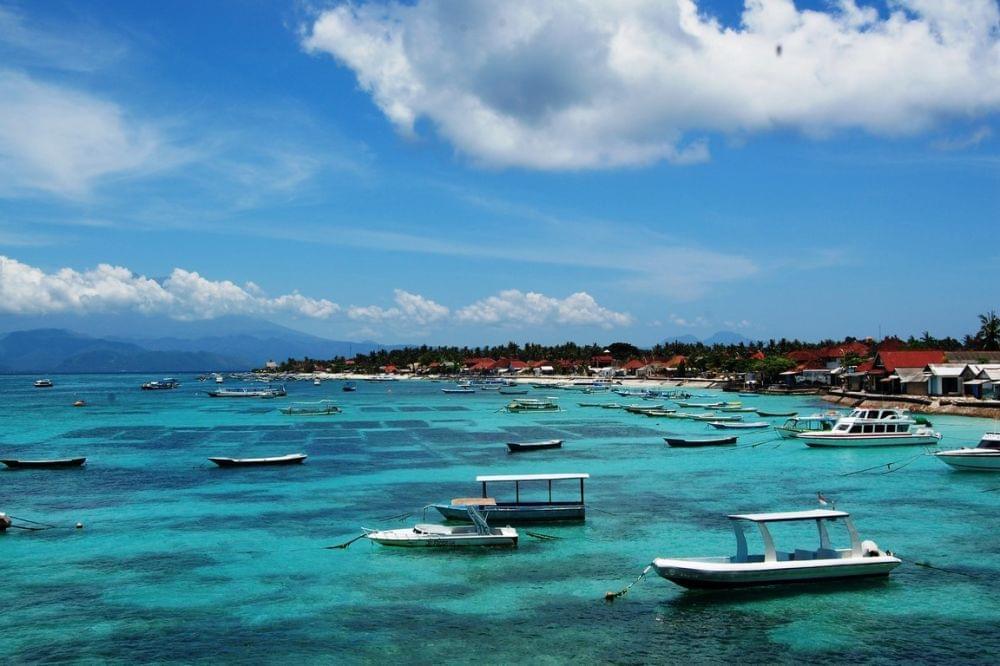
[728,509,849,522]
[476,473,589,482]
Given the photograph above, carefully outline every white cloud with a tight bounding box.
[304,0,1000,170]
[456,289,631,328]
[669,313,710,328]
[348,289,449,325]
[0,70,175,197]
[0,256,340,320]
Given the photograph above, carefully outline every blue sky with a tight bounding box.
[0,0,997,346]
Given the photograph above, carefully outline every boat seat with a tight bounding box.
[413,524,453,535]
[794,549,816,561]
[450,497,496,506]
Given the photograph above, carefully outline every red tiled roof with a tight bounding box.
[509,360,528,369]
[875,350,946,373]
[856,360,874,373]
[528,360,548,368]
[383,365,397,372]
[876,338,906,351]
[786,350,821,362]
[664,355,686,367]
[818,341,870,359]
[470,360,497,371]
[623,359,645,370]
[750,350,766,360]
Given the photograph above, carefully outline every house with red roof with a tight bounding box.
[622,359,645,375]
[866,350,946,394]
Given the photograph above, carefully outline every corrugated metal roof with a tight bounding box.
[926,364,965,377]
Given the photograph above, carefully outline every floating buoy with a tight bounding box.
[73,400,86,407]
[76,522,84,529]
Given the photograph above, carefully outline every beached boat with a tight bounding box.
[0,457,87,469]
[664,436,737,447]
[506,439,563,453]
[442,387,476,394]
[505,398,559,412]
[279,400,341,416]
[756,409,799,417]
[343,381,357,392]
[934,433,1000,471]
[206,386,286,398]
[774,415,838,439]
[370,374,400,382]
[33,379,53,388]
[798,408,941,447]
[208,453,307,467]
[708,421,769,430]
[433,473,589,523]
[365,506,518,548]
[651,508,901,589]
[141,377,180,390]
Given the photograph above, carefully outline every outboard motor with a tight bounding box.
[861,539,881,557]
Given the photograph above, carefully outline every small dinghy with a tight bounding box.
[442,387,475,394]
[364,506,518,548]
[664,436,737,447]
[208,453,307,467]
[756,410,798,417]
[708,421,770,430]
[1,457,86,469]
[506,439,563,453]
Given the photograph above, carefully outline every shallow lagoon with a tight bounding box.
[1,375,998,663]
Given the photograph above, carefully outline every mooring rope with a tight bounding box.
[895,554,977,578]
[525,531,561,540]
[839,452,925,477]
[604,563,653,601]
[326,533,368,550]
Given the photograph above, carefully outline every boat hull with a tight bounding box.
[665,437,737,447]
[506,440,563,453]
[366,529,518,548]
[801,434,941,447]
[208,454,307,467]
[0,457,86,469]
[935,452,1000,471]
[434,503,584,523]
[652,556,901,589]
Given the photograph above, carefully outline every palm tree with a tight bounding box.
[976,310,1000,351]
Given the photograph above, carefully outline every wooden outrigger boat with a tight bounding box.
[279,400,341,416]
[441,387,475,394]
[208,453,307,467]
[651,508,901,589]
[505,398,560,412]
[664,436,737,447]
[499,388,529,395]
[1,457,86,469]
[756,409,798,417]
[433,473,589,523]
[708,421,770,430]
[364,506,518,548]
[694,414,742,422]
[207,386,286,398]
[506,439,563,453]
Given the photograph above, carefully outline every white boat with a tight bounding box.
[34,379,53,388]
[313,377,321,386]
[214,374,224,384]
[364,506,518,548]
[935,433,1000,471]
[798,408,941,447]
[279,400,341,416]
[370,374,400,382]
[651,508,901,589]
[708,421,769,430]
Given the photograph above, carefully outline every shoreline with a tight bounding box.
[823,390,1000,419]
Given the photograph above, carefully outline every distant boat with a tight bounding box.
[693,414,742,422]
[279,400,341,416]
[499,388,529,395]
[719,406,756,413]
[433,473,588,523]
[1,457,86,469]
[141,378,180,390]
[934,432,1000,471]
[207,386,286,398]
[208,453,307,467]
[342,381,357,392]
[756,409,798,417]
[664,436,737,447]
[214,374,224,384]
[370,374,400,382]
[72,400,86,407]
[442,387,475,394]
[33,379,53,388]
[313,377,321,386]
[708,421,770,430]
[0,513,10,532]
[506,439,563,453]
[505,398,559,412]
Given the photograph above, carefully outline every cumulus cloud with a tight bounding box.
[303,0,1000,169]
[0,256,340,320]
[0,70,173,197]
[669,313,710,328]
[456,290,632,328]
[348,289,449,325]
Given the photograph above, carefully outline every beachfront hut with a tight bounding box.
[925,364,966,396]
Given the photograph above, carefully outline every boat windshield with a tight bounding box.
[978,436,1000,450]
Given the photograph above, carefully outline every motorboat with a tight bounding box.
[505,398,560,413]
[141,378,180,390]
[343,381,357,392]
[214,374,224,384]
[756,409,798,417]
[774,414,838,439]
[577,402,604,407]
[313,377,321,386]
[34,379,53,388]
[624,404,664,414]
[651,508,901,589]
[279,400,341,416]
[708,421,770,430]
[208,453,307,467]
[433,473,588,523]
[442,387,475,394]
[644,409,677,417]
[506,439,563,453]
[664,436,737,447]
[206,386,286,398]
[1,457,86,469]
[934,433,1000,471]
[798,408,941,447]
[365,506,518,548]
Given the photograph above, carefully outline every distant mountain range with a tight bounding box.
[665,331,755,346]
[0,315,403,373]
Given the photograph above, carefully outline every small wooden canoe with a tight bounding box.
[664,437,737,447]
[208,453,307,467]
[442,388,475,394]
[1,457,87,469]
[506,439,563,453]
[708,421,770,430]
[756,410,798,417]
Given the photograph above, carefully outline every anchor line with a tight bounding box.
[839,453,925,477]
[604,563,653,601]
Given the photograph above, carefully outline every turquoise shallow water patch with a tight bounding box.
[1,375,998,663]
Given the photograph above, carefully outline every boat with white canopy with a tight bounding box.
[279,400,341,416]
[364,505,518,548]
[504,398,560,412]
[774,414,838,439]
[798,408,940,447]
[934,432,1000,471]
[652,508,900,589]
[433,473,588,523]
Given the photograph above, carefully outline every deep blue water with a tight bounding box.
[1,375,998,664]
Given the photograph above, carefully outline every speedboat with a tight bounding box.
[141,378,180,390]
[208,453,307,467]
[433,473,588,523]
[365,506,518,548]
[935,433,1000,471]
[33,379,53,388]
[798,408,940,447]
[651,508,901,589]
[775,414,838,439]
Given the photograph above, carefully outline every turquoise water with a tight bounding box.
[1,375,997,664]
